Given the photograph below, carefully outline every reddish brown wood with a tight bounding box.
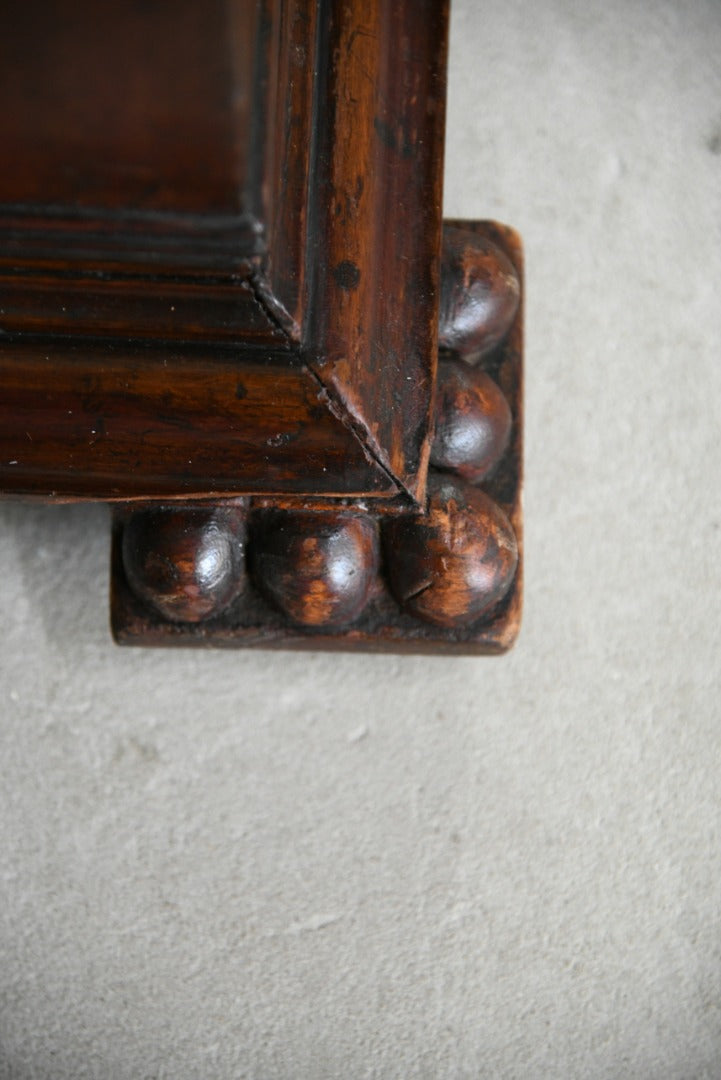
[252,0,318,334]
[306,0,449,503]
[0,266,284,344]
[431,357,512,483]
[111,220,524,654]
[251,510,380,628]
[0,0,255,214]
[439,225,520,360]
[123,503,248,623]
[383,477,517,629]
[0,0,448,506]
[0,343,399,500]
[0,2,524,656]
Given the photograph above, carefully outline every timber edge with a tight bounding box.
[111,220,524,655]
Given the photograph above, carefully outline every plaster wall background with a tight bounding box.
[1,1,720,1076]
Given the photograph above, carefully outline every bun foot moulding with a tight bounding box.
[0,1,523,655]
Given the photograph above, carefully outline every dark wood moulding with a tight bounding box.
[1,2,524,654]
[112,221,524,654]
[0,0,448,506]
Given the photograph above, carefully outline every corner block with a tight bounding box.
[111,220,524,655]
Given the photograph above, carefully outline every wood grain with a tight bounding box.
[431,356,512,483]
[0,0,254,214]
[112,221,524,654]
[304,0,449,503]
[383,477,518,629]
[0,0,449,505]
[122,503,248,623]
[0,341,400,499]
[251,509,380,628]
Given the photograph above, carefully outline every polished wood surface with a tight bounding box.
[383,477,518,630]
[122,502,249,623]
[0,343,396,499]
[112,221,524,654]
[439,224,520,359]
[0,0,448,505]
[304,0,448,501]
[431,356,512,484]
[0,5,523,654]
[0,0,255,213]
[252,509,380,628]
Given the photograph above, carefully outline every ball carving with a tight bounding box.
[122,505,247,623]
[252,511,379,628]
[439,225,520,360]
[431,356,512,483]
[383,477,518,629]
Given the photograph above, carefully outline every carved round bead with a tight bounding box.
[252,511,379,628]
[384,478,518,629]
[439,225,520,360]
[431,356,512,483]
[122,504,247,623]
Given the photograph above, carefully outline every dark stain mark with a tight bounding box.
[266,432,294,448]
[374,116,396,150]
[333,260,361,291]
[707,128,721,156]
[155,413,193,431]
[235,381,247,400]
[373,116,415,159]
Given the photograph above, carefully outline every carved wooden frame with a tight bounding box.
[0,0,523,654]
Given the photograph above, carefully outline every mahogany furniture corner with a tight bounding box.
[0,0,523,654]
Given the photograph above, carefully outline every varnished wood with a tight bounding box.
[0,343,399,500]
[0,3,524,655]
[0,264,284,344]
[252,0,317,333]
[383,477,518,629]
[431,357,512,483]
[251,509,379,628]
[304,0,449,502]
[123,503,248,623]
[0,0,448,506]
[439,224,520,360]
[0,0,256,213]
[111,220,524,654]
